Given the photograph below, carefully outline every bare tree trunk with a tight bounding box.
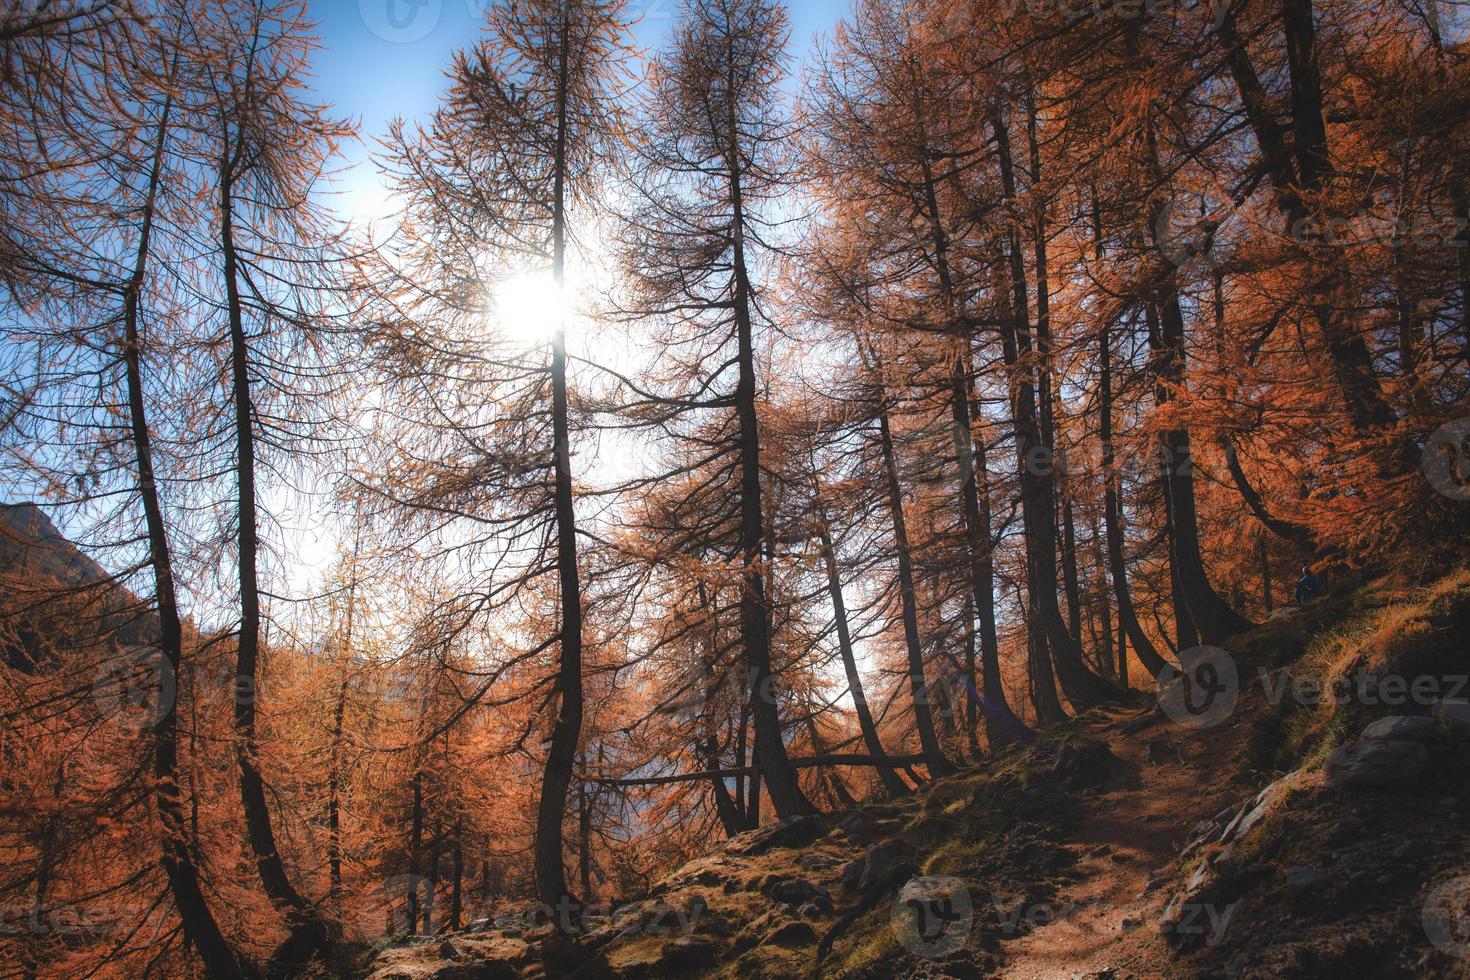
[816,522,909,795]
[1145,296,1252,645]
[536,12,588,917]
[727,88,813,819]
[407,771,423,934]
[450,833,464,932]
[877,399,957,776]
[992,105,1116,709]
[1098,318,1169,679]
[221,159,331,973]
[123,94,244,980]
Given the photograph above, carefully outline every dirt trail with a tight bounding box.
[996,708,1248,979]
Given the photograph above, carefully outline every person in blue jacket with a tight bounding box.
[1295,565,1325,606]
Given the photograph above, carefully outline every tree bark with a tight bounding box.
[726,80,814,819]
[536,10,588,919]
[876,397,958,777]
[991,105,1117,709]
[816,522,909,795]
[122,92,245,980]
[1098,318,1170,679]
[220,154,331,972]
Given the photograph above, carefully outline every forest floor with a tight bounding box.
[992,706,1249,979]
[363,572,1470,980]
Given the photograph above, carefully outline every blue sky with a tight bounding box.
[308,0,853,221]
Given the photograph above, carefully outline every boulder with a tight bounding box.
[766,878,827,907]
[1361,715,1438,743]
[1434,699,1470,738]
[659,935,721,971]
[840,842,906,893]
[797,895,833,917]
[763,920,817,947]
[1323,739,1429,790]
[723,815,824,856]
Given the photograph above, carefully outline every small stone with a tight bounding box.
[1121,918,1143,932]
[1391,839,1432,860]
[1284,866,1331,892]
[1361,715,1438,743]
[797,894,833,917]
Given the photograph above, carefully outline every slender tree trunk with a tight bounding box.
[328,671,347,908]
[1163,487,1201,652]
[816,522,908,795]
[1028,614,1066,725]
[1260,534,1275,615]
[1098,318,1170,679]
[726,84,812,819]
[909,85,1033,745]
[220,157,330,972]
[877,399,957,776]
[536,13,587,918]
[991,106,1116,709]
[1145,296,1252,645]
[968,407,1030,745]
[1092,524,1115,680]
[407,771,423,934]
[450,834,464,932]
[949,362,1033,746]
[961,599,983,759]
[425,823,444,934]
[123,96,244,980]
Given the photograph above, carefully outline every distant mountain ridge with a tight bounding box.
[0,501,111,587]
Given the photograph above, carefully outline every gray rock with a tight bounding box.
[659,935,720,970]
[1283,866,1331,892]
[797,894,834,917]
[767,878,827,907]
[845,842,905,893]
[1434,700,1470,738]
[1323,739,1429,790]
[763,919,817,947]
[723,814,825,856]
[1361,715,1438,743]
[1214,843,1239,874]
[1222,772,1298,843]
[1391,838,1432,860]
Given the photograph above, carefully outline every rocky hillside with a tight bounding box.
[363,572,1470,979]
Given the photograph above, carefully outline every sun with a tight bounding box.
[491,268,566,348]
